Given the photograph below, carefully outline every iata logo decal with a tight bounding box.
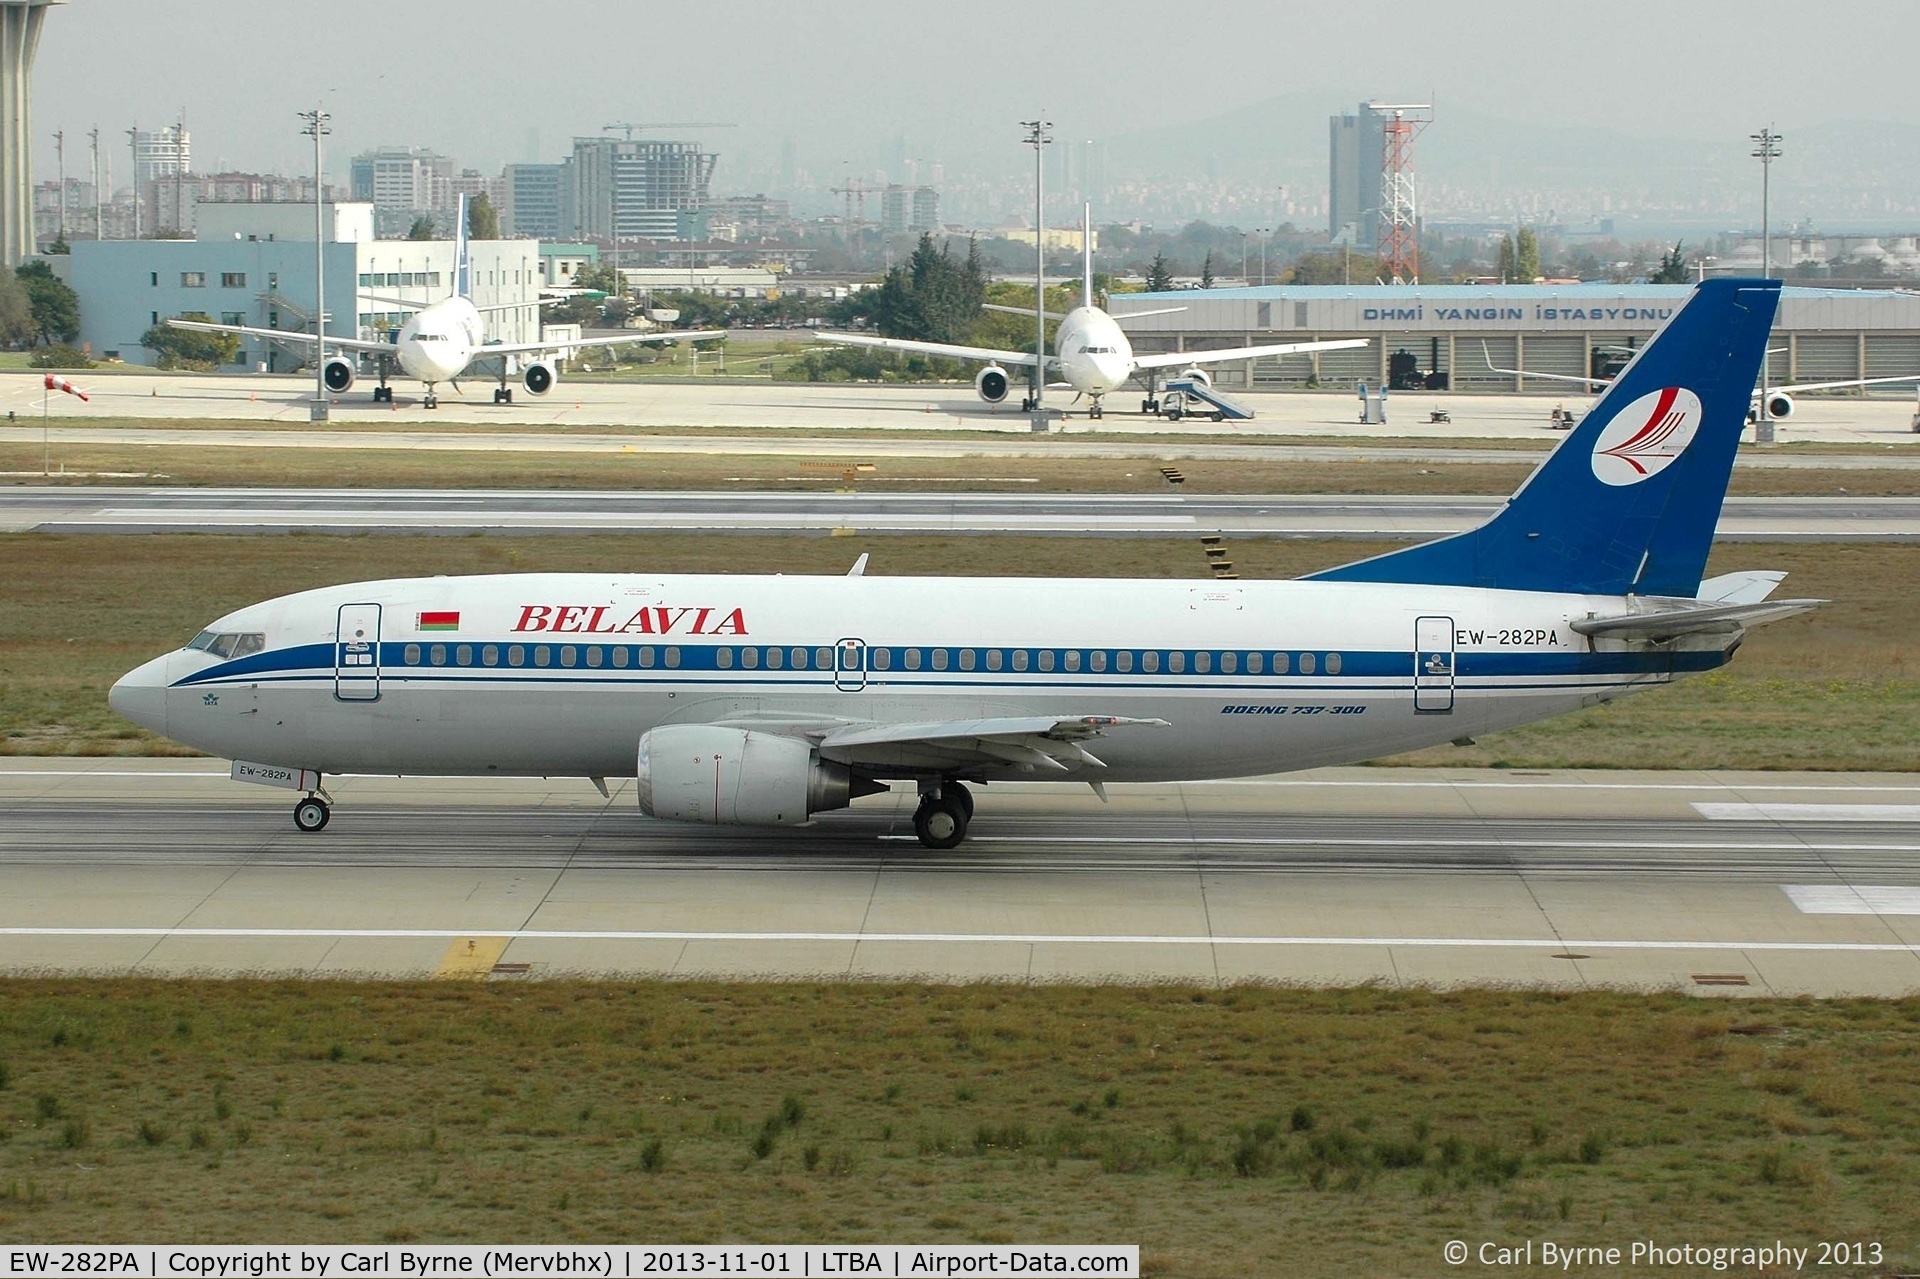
[514,604,747,636]
[1590,386,1703,486]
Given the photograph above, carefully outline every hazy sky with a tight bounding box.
[31,0,1920,183]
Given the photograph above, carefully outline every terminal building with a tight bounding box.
[1114,284,1920,393]
[69,200,541,370]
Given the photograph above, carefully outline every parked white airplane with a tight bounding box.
[815,205,1368,418]
[113,279,1818,849]
[170,195,720,408]
[1480,341,1920,422]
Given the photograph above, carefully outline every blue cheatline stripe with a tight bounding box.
[172,639,1725,689]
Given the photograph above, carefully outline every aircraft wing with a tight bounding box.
[1131,337,1369,370]
[1769,374,1920,393]
[815,714,1168,773]
[165,319,396,356]
[1570,598,1824,641]
[813,331,1045,369]
[1480,341,1611,387]
[479,330,726,358]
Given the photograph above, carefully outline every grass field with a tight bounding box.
[6,440,1920,496]
[0,533,1912,770]
[0,981,1913,1272]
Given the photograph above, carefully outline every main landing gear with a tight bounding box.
[912,781,973,849]
[293,793,331,832]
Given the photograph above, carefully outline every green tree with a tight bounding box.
[573,262,623,296]
[1145,251,1175,292]
[1514,228,1541,283]
[0,267,36,346]
[467,193,500,241]
[868,234,985,344]
[1200,250,1216,289]
[140,311,239,370]
[15,261,79,345]
[1496,235,1516,283]
[406,215,436,240]
[1648,241,1691,284]
[1284,250,1374,285]
[46,234,70,255]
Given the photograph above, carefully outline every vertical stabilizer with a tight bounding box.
[1307,279,1780,597]
[453,192,471,299]
[1082,202,1094,309]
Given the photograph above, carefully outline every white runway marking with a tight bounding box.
[1783,885,1920,915]
[1697,803,1920,822]
[878,835,1920,853]
[1,927,1914,953]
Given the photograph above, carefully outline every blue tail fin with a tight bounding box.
[1307,278,1780,598]
[454,192,471,299]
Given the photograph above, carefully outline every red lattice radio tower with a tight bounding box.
[1372,103,1432,283]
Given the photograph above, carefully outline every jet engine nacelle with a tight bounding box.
[1179,367,1212,390]
[523,360,556,396]
[1757,391,1794,420]
[322,357,356,394]
[975,364,1010,403]
[637,724,875,826]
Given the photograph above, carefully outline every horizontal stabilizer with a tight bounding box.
[1571,598,1823,641]
[1695,570,1786,604]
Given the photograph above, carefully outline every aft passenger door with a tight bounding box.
[1414,615,1455,714]
[834,637,867,692]
[335,603,382,702]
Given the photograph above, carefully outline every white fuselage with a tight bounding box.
[110,572,1728,785]
[390,296,488,386]
[1052,306,1137,397]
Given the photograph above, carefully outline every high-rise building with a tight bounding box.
[570,137,717,241]
[349,146,455,231]
[134,124,190,187]
[911,186,940,234]
[501,162,569,240]
[1328,105,1387,245]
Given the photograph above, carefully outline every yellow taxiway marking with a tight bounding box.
[434,935,511,980]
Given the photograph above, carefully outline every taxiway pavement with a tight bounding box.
[5,487,1917,539]
[4,760,1917,995]
[6,371,1918,444]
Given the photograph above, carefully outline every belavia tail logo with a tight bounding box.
[1590,386,1703,486]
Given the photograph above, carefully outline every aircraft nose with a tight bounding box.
[109,654,172,735]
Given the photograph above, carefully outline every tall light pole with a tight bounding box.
[125,124,139,240]
[51,128,62,243]
[1022,116,1051,426]
[87,125,98,241]
[1750,124,1782,444]
[1256,227,1271,287]
[299,107,331,422]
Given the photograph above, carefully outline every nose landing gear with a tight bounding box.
[293,794,331,832]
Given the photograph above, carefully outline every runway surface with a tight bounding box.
[7,370,1919,443]
[5,760,1918,995]
[6,485,1917,539]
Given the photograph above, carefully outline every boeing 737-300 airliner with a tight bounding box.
[112,278,1819,848]
[170,195,721,408]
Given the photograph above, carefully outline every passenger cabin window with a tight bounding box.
[1326,653,1342,675]
[1299,652,1315,675]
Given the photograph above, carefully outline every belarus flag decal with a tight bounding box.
[417,611,460,632]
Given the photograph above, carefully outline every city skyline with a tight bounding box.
[26,0,1920,232]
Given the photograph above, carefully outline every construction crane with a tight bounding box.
[601,121,736,140]
[831,177,884,245]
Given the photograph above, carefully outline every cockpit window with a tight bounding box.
[187,631,266,660]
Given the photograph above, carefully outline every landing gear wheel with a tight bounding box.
[293,796,330,832]
[912,794,969,849]
[1089,403,1104,420]
[1019,396,1033,412]
[493,387,513,404]
[372,386,391,403]
[1143,398,1158,415]
[944,782,973,820]
[424,394,439,409]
